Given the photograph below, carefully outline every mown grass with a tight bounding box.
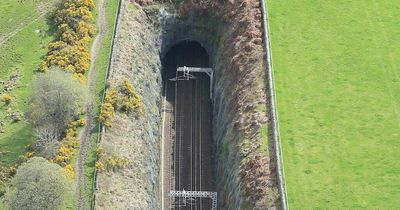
[268,0,400,209]
[84,0,120,209]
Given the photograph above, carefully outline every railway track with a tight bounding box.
[162,41,215,210]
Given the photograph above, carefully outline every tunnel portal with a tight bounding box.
[161,41,215,210]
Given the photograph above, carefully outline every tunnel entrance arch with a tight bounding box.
[161,40,216,209]
[162,41,211,79]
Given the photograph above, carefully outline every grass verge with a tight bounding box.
[83,0,120,209]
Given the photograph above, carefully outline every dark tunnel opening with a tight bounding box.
[161,41,216,209]
[162,41,210,81]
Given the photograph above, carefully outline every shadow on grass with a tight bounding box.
[45,11,58,37]
[0,123,33,165]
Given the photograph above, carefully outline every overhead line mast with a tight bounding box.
[170,67,214,100]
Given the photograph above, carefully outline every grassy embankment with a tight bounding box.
[83,0,120,209]
[268,0,400,209]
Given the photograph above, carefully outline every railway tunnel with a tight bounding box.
[162,41,215,209]
[94,1,280,209]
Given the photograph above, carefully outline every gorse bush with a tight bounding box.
[119,80,144,114]
[95,161,105,173]
[53,119,83,168]
[99,80,143,127]
[96,155,128,172]
[64,164,75,179]
[40,0,95,78]
[99,89,118,127]
[0,94,12,105]
[95,147,128,173]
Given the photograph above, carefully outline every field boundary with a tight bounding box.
[260,0,289,209]
[89,0,122,209]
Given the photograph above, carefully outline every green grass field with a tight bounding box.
[268,0,400,209]
[0,1,46,36]
[0,0,56,166]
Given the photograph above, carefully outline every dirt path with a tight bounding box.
[76,0,107,209]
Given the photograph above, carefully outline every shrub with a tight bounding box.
[77,118,87,126]
[26,70,88,136]
[40,0,95,78]
[64,164,75,179]
[52,119,81,167]
[0,94,12,105]
[34,125,61,159]
[96,153,128,173]
[104,155,129,171]
[4,157,68,210]
[99,89,118,127]
[99,102,114,127]
[19,152,35,162]
[54,144,74,166]
[96,147,105,156]
[95,161,105,173]
[99,80,144,127]
[119,80,143,114]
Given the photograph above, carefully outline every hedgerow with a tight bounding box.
[40,0,95,79]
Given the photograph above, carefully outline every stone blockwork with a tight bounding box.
[96,0,280,209]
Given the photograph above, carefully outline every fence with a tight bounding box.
[259,0,289,209]
[89,0,122,209]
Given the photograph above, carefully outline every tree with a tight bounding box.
[34,125,60,159]
[4,157,69,210]
[26,70,88,136]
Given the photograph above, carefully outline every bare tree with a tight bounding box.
[34,125,60,159]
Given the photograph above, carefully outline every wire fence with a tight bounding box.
[260,0,289,209]
[89,0,122,209]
